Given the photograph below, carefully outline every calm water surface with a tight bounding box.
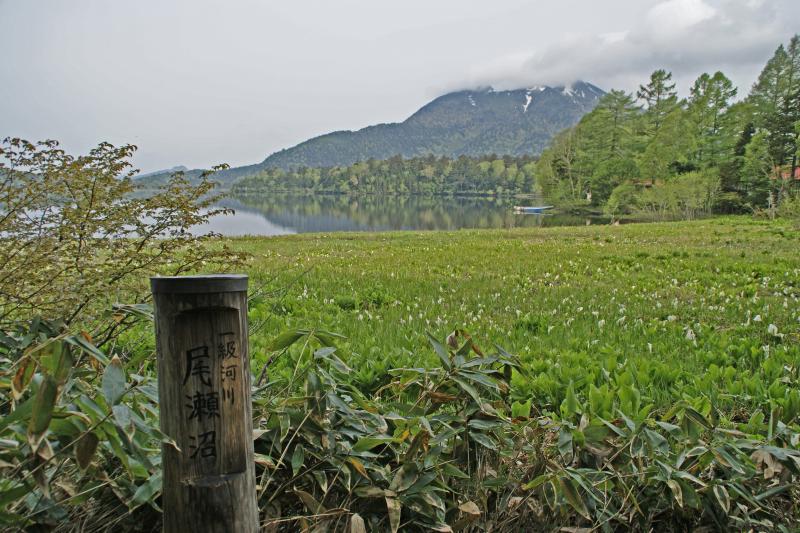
[195,194,606,236]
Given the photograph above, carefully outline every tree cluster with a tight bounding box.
[232,154,538,196]
[0,138,246,336]
[536,35,800,219]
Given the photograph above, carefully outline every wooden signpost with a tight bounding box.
[151,275,258,533]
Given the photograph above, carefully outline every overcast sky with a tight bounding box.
[1,0,798,172]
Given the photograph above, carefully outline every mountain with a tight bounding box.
[134,82,604,187]
[259,82,604,169]
[138,165,188,178]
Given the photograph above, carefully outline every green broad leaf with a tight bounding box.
[583,423,610,445]
[617,410,637,432]
[542,480,557,510]
[557,428,574,461]
[451,377,481,405]
[427,333,451,370]
[102,356,126,406]
[389,463,419,492]
[754,483,792,502]
[352,436,395,452]
[618,384,641,416]
[27,375,58,450]
[74,395,107,424]
[291,444,305,477]
[713,484,730,513]
[523,474,550,490]
[312,470,328,493]
[65,334,109,365]
[268,330,305,351]
[0,396,34,433]
[112,404,135,438]
[104,422,131,474]
[667,479,683,508]
[75,432,100,470]
[467,419,502,430]
[294,489,326,514]
[711,446,745,474]
[441,463,470,479]
[405,471,437,496]
[559,477,590,520]
[511,400,532,419]
[420,490,446,512]
[353,486,385,498]
[312,329,346,347]
[314,347,352,374]
[129,471,162,510]
[683,407,712,430]
[560,381,581,419]
[643,428,669,455]
[599,417,627,437]
[566,470,604,505]
[468,431,496,450]
[53,343,74,385]
[675,479,700,508]
[655,421,682,437]
[313,346,336,358]
[459,370,500,390]
[0,481,31,508]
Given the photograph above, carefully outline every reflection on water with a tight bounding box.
[194,194,607,236]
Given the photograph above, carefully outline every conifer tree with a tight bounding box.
[637,69,679,136]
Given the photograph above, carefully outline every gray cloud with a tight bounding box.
[466,0,799,96]
[0,0,797,172]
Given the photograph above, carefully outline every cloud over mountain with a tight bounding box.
[466,0,799,94]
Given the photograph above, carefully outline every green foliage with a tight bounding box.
[0,317,167,528]
[748,36,800,168]
[636,170,721,220]
[687,71,738,168]
[0,139,250,528]
[254,329,526,531]
[637,69,680,136]
[742,130,777,209]
[777,192,800,226]
[232,153,538,196]
[3,217,800,530]
[0,138,247,334]
[538,34,800,218]
[257,328,800,531]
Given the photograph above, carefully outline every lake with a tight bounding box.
[196,194,606,236]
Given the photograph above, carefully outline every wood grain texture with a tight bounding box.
[151,278,258,533]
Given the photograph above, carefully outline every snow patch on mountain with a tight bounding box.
[522,93,533,112]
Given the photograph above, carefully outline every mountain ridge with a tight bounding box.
[135,81,604,186]
[260,82,605,170]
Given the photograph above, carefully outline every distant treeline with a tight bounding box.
[231,154,538,196]
[536,34,800,219]
[232,34,800,220]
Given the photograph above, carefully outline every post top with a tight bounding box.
[150,274,248,294]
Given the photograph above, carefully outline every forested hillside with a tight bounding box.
[135,83,602,187]
[536,35,800,220]
[260,82,603,169]
[232,154,538,195]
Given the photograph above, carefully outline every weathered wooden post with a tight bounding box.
[150,275,258,533]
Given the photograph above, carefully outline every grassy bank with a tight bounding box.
[238,217,799,419]
[5,216,800,531]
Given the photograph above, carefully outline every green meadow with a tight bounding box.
[239,216,800,421]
